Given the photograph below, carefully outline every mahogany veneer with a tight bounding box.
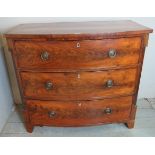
[20,68,137,100]
[14,38,141,70]
[5,20,153,133]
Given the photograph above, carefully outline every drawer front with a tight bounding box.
[20,68,137,100]
[14,37,141,70]
[26,96,132,126]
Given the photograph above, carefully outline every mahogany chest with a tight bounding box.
[5,20,153,133]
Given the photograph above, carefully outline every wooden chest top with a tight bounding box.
[5,20,153,40]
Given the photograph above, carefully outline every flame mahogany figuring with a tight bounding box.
[5,20,153,133]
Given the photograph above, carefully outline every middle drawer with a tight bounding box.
[20,68,137,100]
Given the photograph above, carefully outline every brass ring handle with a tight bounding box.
[45,81,53,90]
[106,79,113,88]
[104,108,112,114]
[40,51,49,60]
[108,49,116,58]
[48,111,56,118]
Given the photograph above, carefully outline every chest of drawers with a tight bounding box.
[5,20,153,133]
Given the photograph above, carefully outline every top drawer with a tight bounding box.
[14,37,141,70]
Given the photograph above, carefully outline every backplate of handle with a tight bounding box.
[41,51,49,60]
[45,81,53,90]
[106,79,113,88]
[108,49,117,58]
[48,111,56,118]
[104,108,112,114]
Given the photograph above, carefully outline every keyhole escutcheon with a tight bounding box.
[77,42,80,48]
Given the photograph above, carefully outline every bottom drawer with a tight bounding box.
[26,96,132,126]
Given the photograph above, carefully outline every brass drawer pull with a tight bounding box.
[45,81,53,90]
[104,108,112,114]
[41,51,49,60]
[106,79,113,88]
[108,49,116,58]
[48,111,56,118]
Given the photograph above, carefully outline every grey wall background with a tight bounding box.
[0,37,13,132]
[0,17,155,131]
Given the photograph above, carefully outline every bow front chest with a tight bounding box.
[5,20,153,133]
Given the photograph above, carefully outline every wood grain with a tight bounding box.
[26,96,132,127]
[14,37,141,70]
[5,20,152,132]
[20,68,137,100]
[5,20,153,40]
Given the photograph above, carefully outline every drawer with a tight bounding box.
[26,96,132,126]
[14,37,141,70]
[20,68,137,100]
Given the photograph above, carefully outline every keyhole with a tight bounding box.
[77,42,80,48]
[77,102,82,107]
[78,102,82,107]
[77,73,80,79]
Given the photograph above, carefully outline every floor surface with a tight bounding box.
[1,98,155,137]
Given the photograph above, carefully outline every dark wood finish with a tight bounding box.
[25,96,132,127]
[5,21,153,133]
[20,68,137,100]
[14,37,141,70]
